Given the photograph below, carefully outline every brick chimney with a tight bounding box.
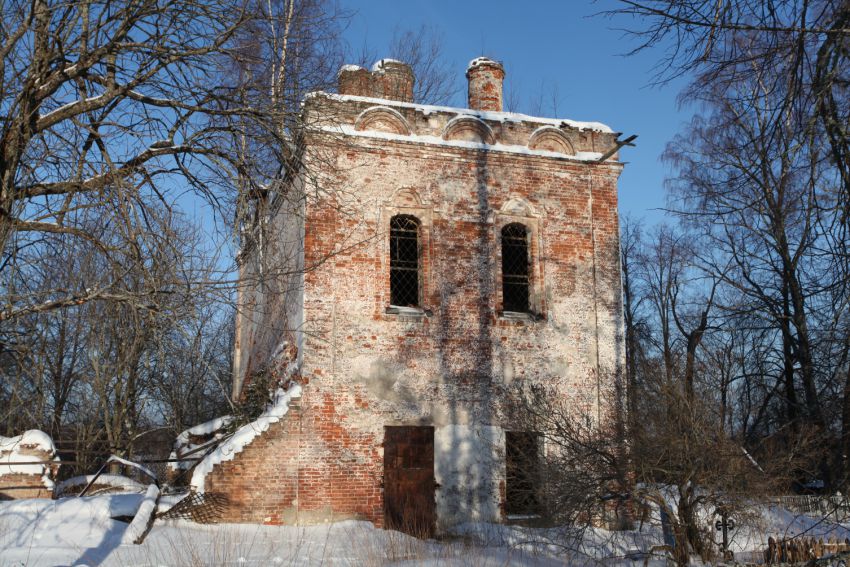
[337,59,415,103]
[466,57,504,112]
[338,65,372,97]
[371,59,414,103]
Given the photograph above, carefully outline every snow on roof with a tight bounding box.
[190,384,302,494]
[467,56,503,70]
[370,58,405,72]
[314,123,607,162]
[338,64,365,75]
[307,92,614,133]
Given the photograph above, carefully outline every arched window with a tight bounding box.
[501,223,530,313]
[390,215,420,307]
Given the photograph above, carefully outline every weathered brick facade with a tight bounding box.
[218,57,626,532]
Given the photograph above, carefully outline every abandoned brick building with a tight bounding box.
[203,57,626,534]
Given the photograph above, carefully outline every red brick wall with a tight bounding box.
[219,90,625,527]
[203,399,301,523]
[337,61,414,103]
[203,389,384,525]
[467,59,505,111]
[0,474,53,500]
[299,135,623,408]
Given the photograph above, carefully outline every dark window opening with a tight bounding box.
[505,431,541,516]
[501,223,530,313]
[390,215,420,307]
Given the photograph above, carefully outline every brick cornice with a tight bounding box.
[305,130,625,175]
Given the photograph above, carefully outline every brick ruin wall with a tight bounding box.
[0,474,54,500]
[202,393,383,525]
[211,95,625,529]
[0,444,57,500]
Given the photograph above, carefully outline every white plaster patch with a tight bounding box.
[434,425,504,531]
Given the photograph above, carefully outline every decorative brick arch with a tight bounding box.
[500,197,538,218]
[442,115,495,145]
[354,106,411,135]
[528,126,575,155]
[391,187,423,207]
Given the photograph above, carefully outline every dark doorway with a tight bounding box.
[505,431,541,516]
[383,425,435,537]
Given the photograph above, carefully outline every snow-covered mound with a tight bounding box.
[121,484,160,544]
[0,506,561,567]
[55,474,147,496]
[3,492,850,567]
[0,493,146,565]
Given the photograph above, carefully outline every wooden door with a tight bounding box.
[383,426,435,537]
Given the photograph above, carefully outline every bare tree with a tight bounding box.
[666,63,831,433]
[607,0,850,486]
[149,305,234,434]
[389,25,459,105]
[2,1,236,280]
[0,0,350,323]
[0,0,360,453]
[505,354,811,566]
[351,25,459,105]
[0,200,232,468]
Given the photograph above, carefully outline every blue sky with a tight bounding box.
[338,0,695,226]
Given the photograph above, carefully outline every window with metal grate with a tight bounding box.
[502,223,530,313]
[505,431,542,516]
[390,215,420,307]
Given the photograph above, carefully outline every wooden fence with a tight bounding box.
[765,536,850,564]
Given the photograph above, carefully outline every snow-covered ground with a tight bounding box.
[2,492,850,566]
[0,493,566,566]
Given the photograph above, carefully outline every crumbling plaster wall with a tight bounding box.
[434,425,504,530]
[301,129,623,405]
[232,179,306,393]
